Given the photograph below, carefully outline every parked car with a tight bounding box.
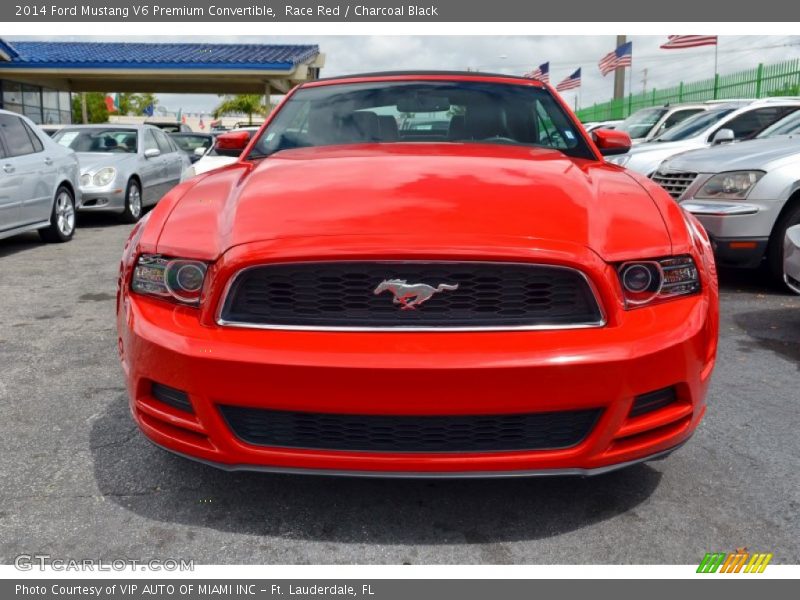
[145,120,192,133]
[583,120,623,133]
[607,99,800,175]
[117,72,718,477]
[41,124,68,137]
[785,224,800,294]
[0,109,80,243]
[52,124,191,223]
[190,127,259,175]
[169,132,214,164]
[653,109,800,282]
[615,103,713,144]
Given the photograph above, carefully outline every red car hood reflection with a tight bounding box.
[157,143,672,261]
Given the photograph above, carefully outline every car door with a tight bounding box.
[0,129,21,232]
[18,118,59,224]
[0,113,42,231]
[139,128,166,204]
[154,130,183,194]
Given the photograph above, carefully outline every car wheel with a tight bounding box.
[119,179,143,224]
[39,185,76,243]
[767,202,800,285]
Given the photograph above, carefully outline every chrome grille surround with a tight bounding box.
[216,261,607,332]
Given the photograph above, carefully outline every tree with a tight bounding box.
[71,92,160,123]
[213,94,268,125]
[71,92,108,123]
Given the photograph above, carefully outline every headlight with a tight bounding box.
[131,254,208,305]
[92,167,117,187]
[607,154,631,166]
[617,255,700,308]
[80,173,92,187]
[695,171,764,200]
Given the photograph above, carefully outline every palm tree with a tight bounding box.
[212,94,268,125]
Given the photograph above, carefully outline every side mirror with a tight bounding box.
[711,128,735,144]
[215,130,251,157]
[194,147,207,157]
[144,148,161,159]
[592,128,632,156]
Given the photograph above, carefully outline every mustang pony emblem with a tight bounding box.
[373,279,459,310]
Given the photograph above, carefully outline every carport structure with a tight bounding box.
[0,38,324,123]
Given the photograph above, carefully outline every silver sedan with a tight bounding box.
[651,108,800,284]
[0,109,80,243]
[785,224,800,294]
[52,124,190,223]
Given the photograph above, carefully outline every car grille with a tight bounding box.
[650,170,698,200]
[218,261,603,330]
[218,406,602,453]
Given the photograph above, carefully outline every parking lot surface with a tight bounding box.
[1,217,798,565]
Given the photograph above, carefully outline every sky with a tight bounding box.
[8,35,800,115]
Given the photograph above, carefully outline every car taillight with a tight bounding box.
[131,254,208,306]
[617,256,700,308]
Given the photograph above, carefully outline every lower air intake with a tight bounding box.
[218,406,602,453]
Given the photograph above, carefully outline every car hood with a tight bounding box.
[76,152,136,173]
[157,143,674,262]
[660,135,800,172]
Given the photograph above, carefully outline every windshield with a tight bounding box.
[616,107,667,139]
[248,80,593,160]
[654,108,735,142]
[53,128,138,153]
[172,135,212,153]
[756,110,800,137]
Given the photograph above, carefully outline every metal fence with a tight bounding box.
[576,58,800,122]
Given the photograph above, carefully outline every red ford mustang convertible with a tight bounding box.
[116,72,719,477]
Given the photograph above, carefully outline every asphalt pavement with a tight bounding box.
[1,215,798,565]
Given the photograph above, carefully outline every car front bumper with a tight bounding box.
[117,286,717,476]
[77,186,126,213]
[680,199,783,268]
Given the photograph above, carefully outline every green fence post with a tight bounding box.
[678,82,683,102]
[713,74,719,100]
[652,88,656,107]
[755,63,764,98]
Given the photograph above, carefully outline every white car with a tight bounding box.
[614,103,712,144]
[785,224,800,294]
[190,127,260,175]
[583,120,623,133]
[0,109,81,243]
[607,99,800,175]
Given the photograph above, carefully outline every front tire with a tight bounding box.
[766,202,800,285]
[119,179,143,224]
[39,185,75,243]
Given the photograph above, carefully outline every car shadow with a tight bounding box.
[91,392,663,545]
[0,214,132,258]
[733,307,800,368]
[0,231,46,258]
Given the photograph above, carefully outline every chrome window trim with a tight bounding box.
[215,260,607,332]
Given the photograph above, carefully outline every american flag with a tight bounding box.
[660,35,718,50]
[598,41,633,76]
[555,68,581,92]
[524,62,549,84]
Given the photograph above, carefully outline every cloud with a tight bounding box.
[7,35,800,113]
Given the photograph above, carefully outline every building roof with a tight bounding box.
[0,40,319,71]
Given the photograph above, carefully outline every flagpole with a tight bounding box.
[714,40,719,78]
